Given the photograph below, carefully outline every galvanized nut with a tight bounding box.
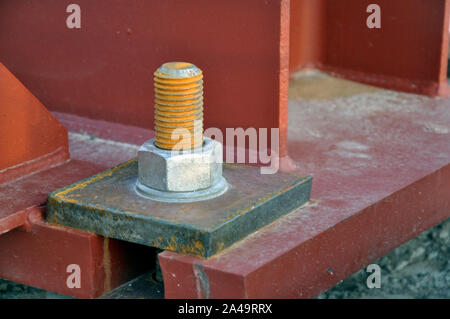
[137,137,223,192]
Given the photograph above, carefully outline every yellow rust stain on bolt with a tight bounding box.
[154,62,204,150]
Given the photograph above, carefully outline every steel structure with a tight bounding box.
[0,0,449,298]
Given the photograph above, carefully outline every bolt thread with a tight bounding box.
[154,62,203,150]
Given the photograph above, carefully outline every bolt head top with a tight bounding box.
[154,62,202,79]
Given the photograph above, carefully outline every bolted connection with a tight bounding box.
[154,62,203,150]
[137,61,228,202]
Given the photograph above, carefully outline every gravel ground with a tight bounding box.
[1,218,448,299]
[0,281,70,299]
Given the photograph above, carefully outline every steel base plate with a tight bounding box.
[47,159,312,258]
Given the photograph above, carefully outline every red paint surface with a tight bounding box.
[289,0,326,72]
[0,112,149,234]
[0,62,69,184]
[0,160,103,234]
[0,134,151,297]
[0,0,289,157]
[323,0,449,96]
[159,91,450,298]
[289,0,450,96]
[0,218,153,298]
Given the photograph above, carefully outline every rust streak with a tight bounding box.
[103,237,112,294]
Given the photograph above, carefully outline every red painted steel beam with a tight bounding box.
[0,137,153,297]
[0,62,70,234]
[289,0,450,96]
[0,0,290,157]
[0,62,69,185]
[160,167,449,298]
[0,208,154,298]
[0,158,103,235]
[158,92,450,298]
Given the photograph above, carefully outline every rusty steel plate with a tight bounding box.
[46,159,311,258]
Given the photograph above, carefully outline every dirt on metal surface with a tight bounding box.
[289,69,380,100]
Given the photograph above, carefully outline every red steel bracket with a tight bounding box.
[0,209,154,298]
[0,148,155,298]
[290,0,450,96]
[0,62,69,185]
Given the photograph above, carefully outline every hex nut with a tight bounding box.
[138,137,223,192]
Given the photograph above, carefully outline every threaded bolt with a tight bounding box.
[153,62,203,150]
